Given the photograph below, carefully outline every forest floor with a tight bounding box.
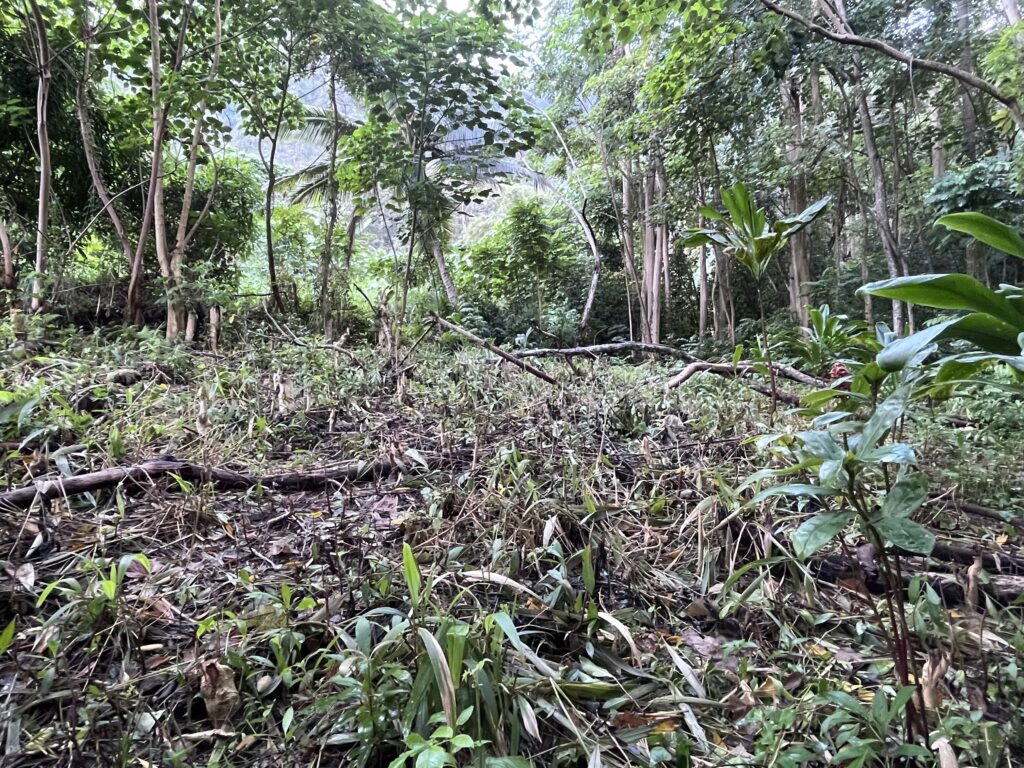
[1,329,1023,767]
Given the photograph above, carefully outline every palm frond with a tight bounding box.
[283,105,360,147]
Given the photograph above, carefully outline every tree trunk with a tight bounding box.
[28,0,51,313]
[0,217,14,293]
[955,0,989,287]
[698,242,709,337]
[431,238,459,306]
[928,87,946,179]
[575,202,602,333]
[76,17,135,277]
[319,59,341,332]
[209,305,220,351]
[856,87,905,333]
[1002,0,1022,23]
[263,47,293,316]
[781,78,811,327]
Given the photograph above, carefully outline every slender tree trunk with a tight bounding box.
[929,87,946,178]
[0,217,14,293]
[147,0,173,332]
[319,59,341,333]
[575,202,602,333]
[856,87,905,333]
[698,242,709,337]
[431,238,460,306]
[76,65,134,274]
[781,77,811,327]
[263,48,293,316]
[1002,0,1022,23]
[955,0,989,287]
[28,0,51,313]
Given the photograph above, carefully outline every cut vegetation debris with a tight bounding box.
[1,334,1022,767]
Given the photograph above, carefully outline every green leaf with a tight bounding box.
[0,618,15,654]
[859,273,1024,327]
[857,388,909,454]
[415,746,450,768]
[483,759,533,768]
[791,510,855,558]
[876,319,957,372]
[874,517,935,554]
[418,628,457,728]
[885,685,919,727]
[798,430,844,461]
[403,543,422,606]
[937,212,1024,261]
[942,313,1023,355]
[750,484,838,504]
[878,473,928,520]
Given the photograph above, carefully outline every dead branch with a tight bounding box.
[432,314,561,387]
[665,360,828,391]
[516,342,696,361]
[757,0,1024,131]
[0,454,454,509]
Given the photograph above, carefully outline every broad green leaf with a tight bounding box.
[878,473,928,520]
[885,686,919,727]
[859,274,1024,327]
[797,430,844,461]
[937,212,1024,260]
[791,510,854,558]
[857,388,909,455]
[859,443,916,465]
[776,194,831,236]
[751,484,838,504]
[484,759,533,768]
[415,746,450,768]
[874,517,935,554]
[876,319,956,372]
[942,313,1023,355]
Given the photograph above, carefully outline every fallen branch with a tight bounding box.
[515,342,695,361]
[432,314,561,387]
[666,360,827,390]
[927,493,1024,531]
[0,454,454,510]
[812,553,1024,605]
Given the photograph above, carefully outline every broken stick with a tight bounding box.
[0,454,454,509]
[431,314,561,387]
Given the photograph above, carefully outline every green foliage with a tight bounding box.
[684,183,830,282]
[860,213,1024,384]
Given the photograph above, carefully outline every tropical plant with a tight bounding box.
[684,182,830,411]
[859,212,1024,385]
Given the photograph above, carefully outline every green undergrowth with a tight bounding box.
[1,326,1022,767]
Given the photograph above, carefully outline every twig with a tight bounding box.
[665,360,827,390]
[516,342,696,361]
[432,314,562,387]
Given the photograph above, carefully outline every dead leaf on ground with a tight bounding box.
[200,661,239,726]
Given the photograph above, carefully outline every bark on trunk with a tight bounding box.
[856,88,905,333]
[698,242,709,338]
[955,0,989,287]
[0,218,14,293]
[1002,0,1022,23]
[28,0,51,313]
[928,87,946,179]
[431,239,460,306]
[319,61,341,332]
[781,78,811,327]
[75,19,135,276]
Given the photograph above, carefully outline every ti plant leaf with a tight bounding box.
[792,510,855,558]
